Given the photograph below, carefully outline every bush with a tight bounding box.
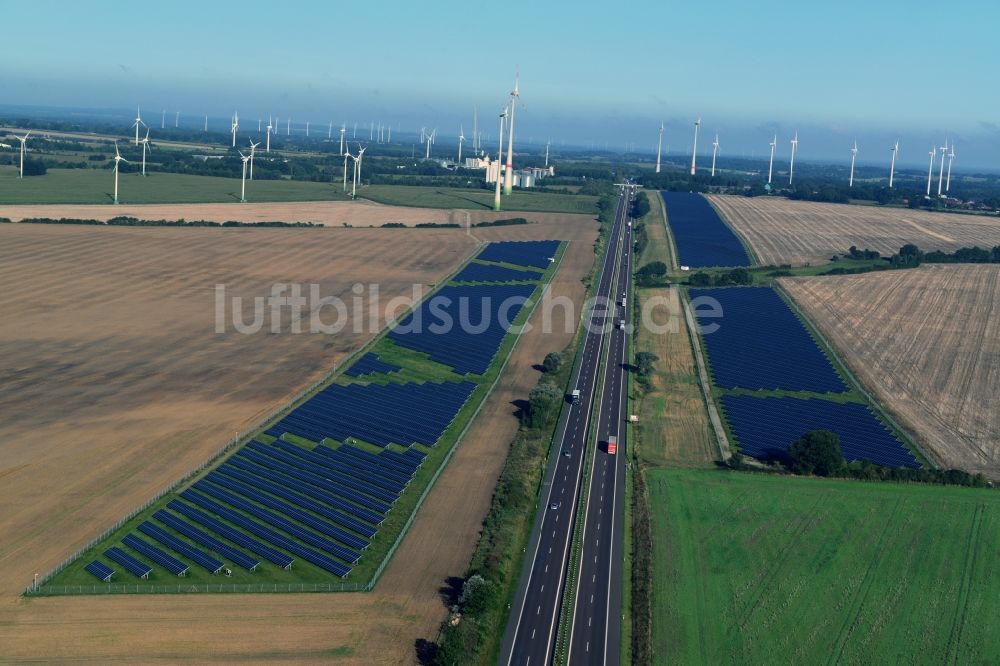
[524,383,563,428]
[542,352,562,373]
[688,271,712,287]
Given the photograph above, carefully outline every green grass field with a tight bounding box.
[33,242,566,595]
[649,468,1000,664]
[359,184,598,214]
[0,167,346,205]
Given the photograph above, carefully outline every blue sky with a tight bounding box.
[3,0,999,168]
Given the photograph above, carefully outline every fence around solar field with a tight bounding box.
[25,240,488,596]
[27,240,568,596]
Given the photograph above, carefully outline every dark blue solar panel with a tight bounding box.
[692,287,848,393]
[389,284,536,375]
[153,509,260,571]
[85,560,114,582]
[661,192,751,268]
[138,521,224,573]
[268,379,477,447]
[122,534,189,576]
[104,547,152,578]
[166,499,293,569]
[344,353,402,378]
[452,262,543,283]
[477,240,560,268]
[720,395,920,468]
[179,490,351,577]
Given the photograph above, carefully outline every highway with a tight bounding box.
[500,185,633,666]
[567,186,633,665]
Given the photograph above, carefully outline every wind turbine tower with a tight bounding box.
[17,131,31,179]
[711,133,720,178]
[340,124,346,155]
[238,150,250,202]
[788,132,799,185]
[266,116,273,152]
[425,129,436,160]
[248,140,260,180]
[458,126,465,163]
[133,106,144,146]
[926,146,935,197]
[231,111,239,147]
[767,135,776,184]
[937,140,948,197]
[328,121,333,139]
[494,107,507,211]
[175,111,180,128]
[472,105,478,154]
[655,122,664,174]
[849,140,858,187]
[545,139,550,168]
[342,148,352,192]
[946,144,956,192]
[140,128,152,176]
[161,109,165,129]
[503,77,520,196]
[306,121,310,137]
[689,118,700,175]
[112,141,128,204]
[889,140,899,188]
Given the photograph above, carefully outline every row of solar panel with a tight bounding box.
[476,240,560,269]
[720,394,920,468]
[452,262,544,284]
[693,287,849,394]
[661,192,751,268]
[344,353,402,378]
[389,284,536,375]
[267,380,476,448]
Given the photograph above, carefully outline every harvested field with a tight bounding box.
[782,265,1000,477]
[0,212,598,662]
[1,198,589,228]
[709,194,1000,266]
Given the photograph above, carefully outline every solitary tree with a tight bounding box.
[788,430,846,476]
[634,351,659,377]
[525,383,563,428]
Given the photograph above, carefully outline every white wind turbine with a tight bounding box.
[711,133,720,177]
[238,150,250,202]
[655,122,664,174]
[937,140,948,197]
[265,115,273,153]
[140,128,152,176]
[287,117,291,136]
[132,106,145,146]
[112,141,128,204]
[888,140,899,188]
[503,77,520,196]
[544,139,550,168]
[231,111,239,147]
[494,106,508,211]
[17,131,31,179]
[258,118,262,133]
[351,144,367,198]
[788,132,799,185]
[161,109,165,129]
[472,105,478,154]
[946,144,956,192]
[342,147,352,192]
[925,145,936,197]
[340,123,346,155]
[425,128,436,159]
[767,134,776,184]
[306,121,310,137]
[457,126,465,163]
[689,117,700,175]
[248,139,260,180]
[328,121,333,139]
[849,140,858,187]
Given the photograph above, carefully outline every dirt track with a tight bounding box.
[709,195,1000,266]
[0,210,597,663]
[783,266,1000,477]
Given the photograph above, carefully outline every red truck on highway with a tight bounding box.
[607,435,618,455]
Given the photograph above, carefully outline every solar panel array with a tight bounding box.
[72,241,559,584]
[661,192,751,268]
[693,287,848,393]
[85,560,114,582]
[344,353,401,378]
[476,240,560,268]
[720,395,920,468]
[389,284,536,374]
[452,262,543,284]
[267,379,477,446]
